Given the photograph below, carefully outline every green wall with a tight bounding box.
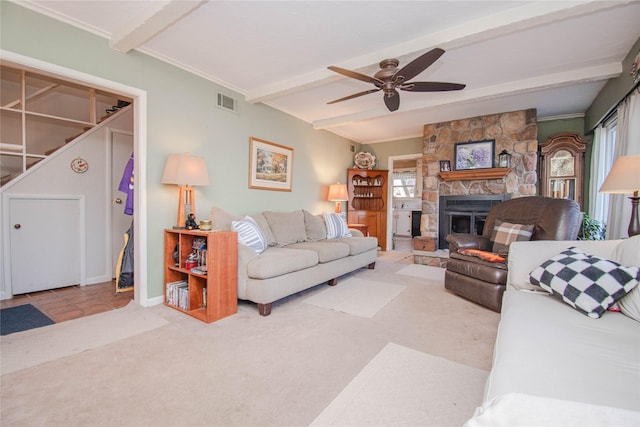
[585,36,640,132]
[361,136,423,170]
[537,117,586,145]
[1,2,356,301]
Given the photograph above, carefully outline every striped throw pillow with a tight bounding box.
[323,213,352,239]
[491,220,534,255]
[232,216,267,254]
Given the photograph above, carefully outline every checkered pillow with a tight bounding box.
[529,247,640,319]
[491,221,534,255]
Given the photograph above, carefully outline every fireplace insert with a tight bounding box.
[438,195,509,249]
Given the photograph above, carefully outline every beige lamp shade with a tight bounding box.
[328,183,348,213]
[599,155,640,237]
[161,153,210,186]
[328,183,348,201]
[598,155,640,194]
[162,153,210,228]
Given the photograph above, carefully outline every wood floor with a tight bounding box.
[0,281,134,323]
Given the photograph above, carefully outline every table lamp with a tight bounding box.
[599,155,640,237]
[161,153,210,228]
[328,183,348,213]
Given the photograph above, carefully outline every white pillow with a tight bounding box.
[231,216,267,254]
[322,212,352,239]
[614,236,640,322]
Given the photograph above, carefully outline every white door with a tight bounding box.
[111,131,134,278]
[10,197,82,294]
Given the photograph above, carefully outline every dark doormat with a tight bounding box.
[1,304,55,336]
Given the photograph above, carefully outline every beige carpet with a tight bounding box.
[1,259,500,426]
[311,342,488,427]
[303,277,406,318]
[396,263,446,282]
[0,300,169,375]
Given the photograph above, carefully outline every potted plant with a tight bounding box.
[578,213,606,240]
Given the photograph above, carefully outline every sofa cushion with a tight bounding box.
[210,207,276,245]
[303,210,327,241]
[529,247,640,319]
[232,216,267,254]
[323,212,352,239]
[263,210,307,246]
[210,206,239,231]
[246,247,318,279]
[250,213,276,247]
[491,221,534,255]
[332,236,378,255]
[286,241,350,263]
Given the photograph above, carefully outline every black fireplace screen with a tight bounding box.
[438,195,509,249]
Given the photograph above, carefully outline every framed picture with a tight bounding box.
[454,139,495,170]
[439,160,451,172]
[249,137,293,191]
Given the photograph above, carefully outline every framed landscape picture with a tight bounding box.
[454,140,495,170]
[249,137,293,191]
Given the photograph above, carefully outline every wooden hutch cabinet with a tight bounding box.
[347,168,388,250]
[539,132,587,210]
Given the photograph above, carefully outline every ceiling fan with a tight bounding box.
[327,48,465,112]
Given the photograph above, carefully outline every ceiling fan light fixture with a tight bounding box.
[327,47,465,112]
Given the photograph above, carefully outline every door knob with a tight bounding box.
[115,198,123,204]
[14,224,21,229]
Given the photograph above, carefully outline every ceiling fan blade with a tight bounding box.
[393,48,445,84]
[384,90,400,112]
[327,88,381,104]
[400,82,466,92]
[327,66,383,86]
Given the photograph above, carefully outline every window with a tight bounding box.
[590,117,617,224]
[393,169,417,198]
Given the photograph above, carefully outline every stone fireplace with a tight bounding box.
[415,109,538,265]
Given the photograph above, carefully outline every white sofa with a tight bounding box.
[210,207,378,316]
[466,237,640,426]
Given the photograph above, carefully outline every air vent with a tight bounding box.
[216,92,238,113]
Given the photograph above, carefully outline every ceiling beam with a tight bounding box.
[245,0,631,104]
[312,62,622,130]
[110,0,205,53]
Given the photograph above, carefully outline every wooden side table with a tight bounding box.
[348,223,369,236]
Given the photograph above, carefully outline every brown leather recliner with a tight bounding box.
[444,196,583,312]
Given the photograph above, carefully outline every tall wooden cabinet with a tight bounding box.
[347,168,388,250]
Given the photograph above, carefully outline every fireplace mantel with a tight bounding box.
[438,168,510,181]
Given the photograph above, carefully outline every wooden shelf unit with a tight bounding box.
[1,64,131,184]
[164,229,238,323]
[347,168,388,250]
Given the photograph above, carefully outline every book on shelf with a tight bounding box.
[166,280,189,310]
[191,266,207,275]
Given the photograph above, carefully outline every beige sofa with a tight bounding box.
[210,207,379,315]
[466,237,640,426]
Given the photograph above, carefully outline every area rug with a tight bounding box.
[0,304,55,336]
[396,263,446,282]
[1,301,169,375]
[303,277,406,318]
[310,342,488,427]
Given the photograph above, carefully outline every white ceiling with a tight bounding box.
[18,0,640,144]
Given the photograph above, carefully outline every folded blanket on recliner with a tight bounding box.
[458,248,505,264]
